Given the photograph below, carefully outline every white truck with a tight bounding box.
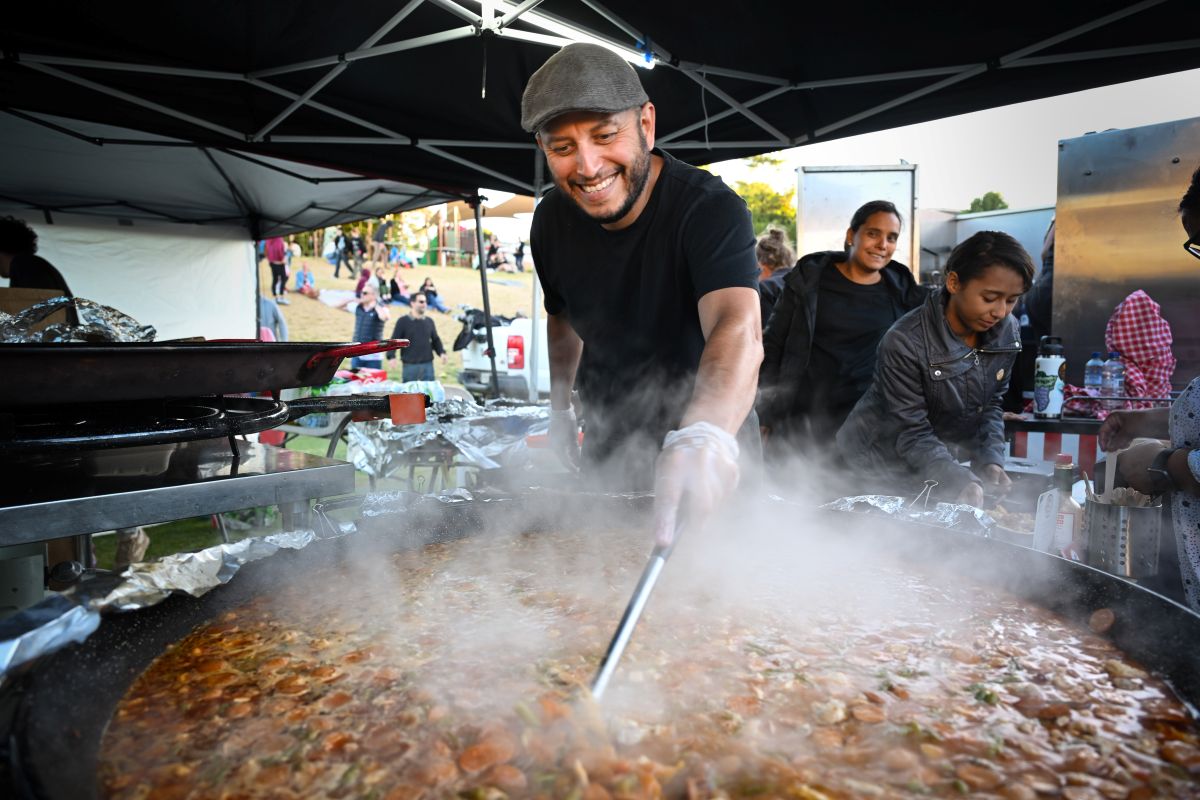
[454,307,550,401]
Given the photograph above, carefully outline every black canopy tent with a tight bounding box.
[2,0,1198,196]
[2,0,1198,391]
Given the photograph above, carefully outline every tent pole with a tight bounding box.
[528,151,544,402]
[255,244,263,340]
[471,197,501,398]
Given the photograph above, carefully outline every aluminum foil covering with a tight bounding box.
[95,530,316,612]
[823,495,995,536]
[0,296,157,342]
[347,400,549,477]
[0,596,99,678]
[0,530,313,681]
[360,487,477,515]
[324,379,447,402]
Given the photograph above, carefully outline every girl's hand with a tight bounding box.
[981,463,1012,489]
[957,481,985,508]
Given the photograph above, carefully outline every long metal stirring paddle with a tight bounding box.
[589,519,683,701]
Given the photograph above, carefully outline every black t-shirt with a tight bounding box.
[9,255,72,296]
[531,149,758,464]
[389,315,444,363]
[373,221,393,244]
[758,266,791,330]
[800,265,902,425]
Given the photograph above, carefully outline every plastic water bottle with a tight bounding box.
[1101,351,1125,410]
[1083,352,1105,396]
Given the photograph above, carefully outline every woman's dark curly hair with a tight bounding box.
[0,216,37,256]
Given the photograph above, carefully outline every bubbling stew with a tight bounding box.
[100,529,1200,799]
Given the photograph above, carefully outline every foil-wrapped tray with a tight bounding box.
[0,296,156,343]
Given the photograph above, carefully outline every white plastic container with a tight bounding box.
[1032,454,1083,559]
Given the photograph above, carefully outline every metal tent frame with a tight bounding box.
[3,1,1198,398]
[4,1,1198,195]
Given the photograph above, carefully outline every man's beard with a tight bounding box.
[570,132,652,225]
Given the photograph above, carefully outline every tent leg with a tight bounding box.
[528,151,544,402]
[472,197,501,399]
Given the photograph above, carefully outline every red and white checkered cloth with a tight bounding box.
[1106,289,1176,407]
[1062,290,1175,419]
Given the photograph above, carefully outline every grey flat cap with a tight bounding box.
[521,43,649,133]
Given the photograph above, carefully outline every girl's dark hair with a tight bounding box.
[1180,165,1200,215]
[945,230,1035,291]
[848,200,903,233]
[755,227,794,270]
[0,215,38,256]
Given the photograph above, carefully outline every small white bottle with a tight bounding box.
[1032,454,1084,559]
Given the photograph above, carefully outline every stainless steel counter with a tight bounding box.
[0,440,354,546]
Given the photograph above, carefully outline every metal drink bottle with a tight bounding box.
[1033,336,1066,419]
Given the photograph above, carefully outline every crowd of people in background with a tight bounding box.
[260,221,462,314]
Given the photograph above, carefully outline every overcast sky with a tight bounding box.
[705,67,1200,212]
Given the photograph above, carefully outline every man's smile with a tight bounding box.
[575,173,619,195]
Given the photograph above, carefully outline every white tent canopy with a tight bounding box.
[0,211,257,341]
[0,110,464,340]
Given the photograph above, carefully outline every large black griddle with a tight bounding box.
[0,340,408,407]
[3,497,1199,800]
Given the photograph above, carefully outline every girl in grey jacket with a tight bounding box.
[836,231,1034,506]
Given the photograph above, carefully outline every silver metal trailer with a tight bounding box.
[956,206,1055,277]
[796,165,919,277]
[1054,117,1200,387]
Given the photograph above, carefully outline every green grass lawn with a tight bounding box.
[92,517,244,571]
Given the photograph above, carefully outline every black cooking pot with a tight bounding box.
[2,494,1198,799]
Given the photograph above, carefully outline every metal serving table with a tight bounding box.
[0,440,354,547]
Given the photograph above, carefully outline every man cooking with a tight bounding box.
[522,43,762,546]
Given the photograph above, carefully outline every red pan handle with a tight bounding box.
[305,339,409,369]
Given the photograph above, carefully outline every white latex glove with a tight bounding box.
[653,422,740,547]
[548,407,581,472]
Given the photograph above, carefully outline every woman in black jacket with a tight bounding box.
[836,231,1034,506]
[758,201,925,457]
